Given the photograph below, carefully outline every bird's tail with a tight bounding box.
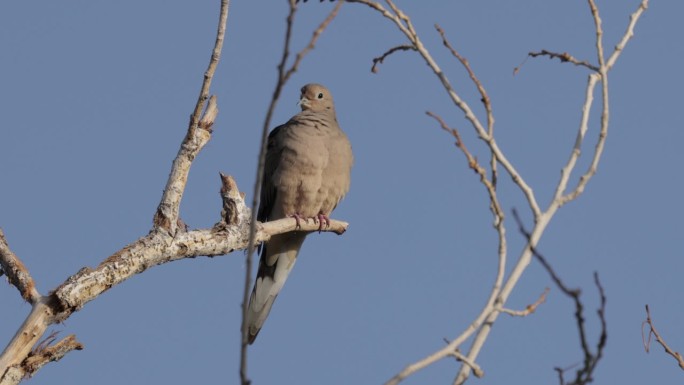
[245,233,305,344]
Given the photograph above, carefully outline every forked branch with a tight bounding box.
[514,209,607,385]
[153,0,230,235]
[642,305,684,371]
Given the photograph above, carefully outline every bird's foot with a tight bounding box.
[290,213,307,229]
[314,213,330,232]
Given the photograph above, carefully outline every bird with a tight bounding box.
[246,83,353,344]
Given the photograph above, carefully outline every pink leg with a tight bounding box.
[290,213,307,229]
[315,213,330,232]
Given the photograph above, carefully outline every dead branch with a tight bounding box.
[500,288,549,317]
[0,231,39,304]
[370,44,416,73]
[23,335,83,377]
[0,333,83,385]
[527,50,599,72]
[152,0,229,236]
[0,171,347,383]
[434,23,500,188]
[642,305,684,371]
[425,112,504,228]
[433,24,494,134]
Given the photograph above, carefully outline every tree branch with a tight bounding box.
[350,0,541,219]
[341,1,647,384]
[0,230,39,304]
[2,1,222,381]
[527,50,599,72]
[152,0,229,235]
[23,335,83,378]
[499,288,549,317]
[642,305,684,371]
[0,171,347,382]
[513,210,607,385]
[370,44,416,73]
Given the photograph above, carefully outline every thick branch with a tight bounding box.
[1,174,347,381]
[55,215,347,313]
[0,299,58,379]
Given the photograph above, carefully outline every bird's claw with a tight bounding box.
[289,213,330,232]
[290,213,307,229]
[315,213,330,232]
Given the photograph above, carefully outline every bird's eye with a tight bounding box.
[317,93,324,99]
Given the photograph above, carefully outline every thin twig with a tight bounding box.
[23,335,83,378]
[642,305,684,370]
[284,1,343,82]
[513,209,607,385]
[500,288,549,317]
[190,0,231,127]
[554,363,580,385]
[426,112,504,224]
[557,0,611,208]
[371,44,416,73]
[434,24,493,130]
[29,331,59,357]
[451,350,484,378]
[349,0,543,218]
[527,50,599,72]
[606,0,649,70]
[432,23,499,187]
[421,111,509,385]
[440,339,484,379]
[553,1,647,208]
[241,1,343,384]
[426,111,507,302]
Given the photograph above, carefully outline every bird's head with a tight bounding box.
[298,83,335,113]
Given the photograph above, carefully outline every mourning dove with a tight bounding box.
[246,84,353,344]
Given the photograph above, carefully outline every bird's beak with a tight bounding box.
[298,96,311,109]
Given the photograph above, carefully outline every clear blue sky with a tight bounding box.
[1,1,682,384]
